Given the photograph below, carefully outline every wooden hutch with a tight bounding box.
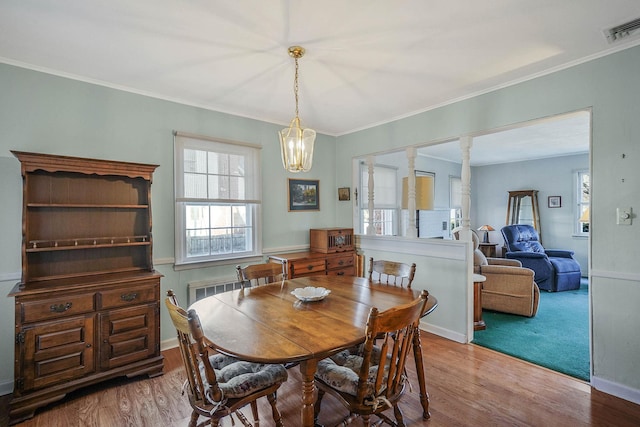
[269,228,361,278]
[8,151,164,424]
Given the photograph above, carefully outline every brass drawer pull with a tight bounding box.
[307,265,315,270]
[50,302,72,313]
[121,292,138,302]
[338,260,344,265]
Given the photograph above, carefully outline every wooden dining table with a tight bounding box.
[189,274,438,427]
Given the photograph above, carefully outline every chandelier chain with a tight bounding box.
[294,57,300,119]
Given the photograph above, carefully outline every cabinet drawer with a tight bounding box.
[328,266,356,277]
[21,293,95,323]
[326,254,354,270]
[99,283,157,309]
[290,259,326,277]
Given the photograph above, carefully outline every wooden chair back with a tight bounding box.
[165,290,222,405]
[165,290,286,426]
[237,262,286,288]
[368,257,416,288]
[314,290,430,425]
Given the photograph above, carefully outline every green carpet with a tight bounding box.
[472,282,589,381]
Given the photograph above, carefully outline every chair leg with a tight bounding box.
[267,392,284,427]
[393,403,406,427]
[189,411,199,427]
[314,388,325,423]
[250,400,259,425]
[361,414,371,426]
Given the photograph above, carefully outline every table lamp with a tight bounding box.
[477,224,494,243]
[402,176,434,237]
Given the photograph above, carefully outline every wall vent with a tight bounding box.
[604,17,640,43]
[188,276,244,304]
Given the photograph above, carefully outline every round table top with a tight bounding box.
[189,275,437,364]
[473,273,486,282]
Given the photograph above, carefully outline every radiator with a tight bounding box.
[188,276,244,304]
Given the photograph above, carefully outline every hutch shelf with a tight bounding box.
[8,151,164,425]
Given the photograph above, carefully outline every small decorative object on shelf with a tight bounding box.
[310,228,354,253]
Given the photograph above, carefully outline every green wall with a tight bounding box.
[2,44,640,405]
[335,45,640,402]
[0,63,339,393]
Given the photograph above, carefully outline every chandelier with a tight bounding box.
[279,46,316,173]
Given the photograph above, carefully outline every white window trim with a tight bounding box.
[174,131,262,266]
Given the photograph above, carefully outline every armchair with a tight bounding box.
[501,224,581,292]
[454,228,539,317]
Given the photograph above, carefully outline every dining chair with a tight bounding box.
[236,262,286,288]
[368,257,416,288]
[313,290,430,426]
[165,290,288,427]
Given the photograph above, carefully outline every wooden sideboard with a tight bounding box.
[269,250,360,278]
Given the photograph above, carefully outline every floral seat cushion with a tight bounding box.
[200,353,288,399]
[315,346,386,397]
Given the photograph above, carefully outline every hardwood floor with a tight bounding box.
[2,332,640,426]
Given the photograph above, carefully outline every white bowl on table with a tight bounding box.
[291,286,331,302]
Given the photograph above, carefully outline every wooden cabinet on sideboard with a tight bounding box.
[269,228,361,278]
[8,151,164,425]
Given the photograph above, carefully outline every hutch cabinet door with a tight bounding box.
[18,315,95,393]
[98,303,158,370]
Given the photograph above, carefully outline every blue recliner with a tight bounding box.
[501,224,581,292]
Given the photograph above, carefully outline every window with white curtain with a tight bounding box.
[576,170,590,235]
[449,176,462,233]
[174,133,261,265]
[360,163,398,235]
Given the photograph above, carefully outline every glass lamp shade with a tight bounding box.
[279,117,316,173]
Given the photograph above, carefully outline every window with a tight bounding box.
[449,176,462,235]
[576,170,590,235]
[360,163,398,235]
[174,133,261,265]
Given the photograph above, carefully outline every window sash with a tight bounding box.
[361,164,397,208]
[175,133,261,264]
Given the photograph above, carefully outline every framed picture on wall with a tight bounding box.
[338,187,350,201]
[288,179,320,211]
[548,196,561,208]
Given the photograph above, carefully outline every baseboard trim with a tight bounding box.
[591,375,640,405]
[0,379,13,397]
[161,337,178,352]
[420,321,467,344]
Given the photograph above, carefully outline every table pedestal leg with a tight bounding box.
[412,329,431,419]
[474,280,486,330]
[299,359,318,427]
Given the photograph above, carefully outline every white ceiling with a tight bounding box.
[417,109,591,166]
[0,1,638,159]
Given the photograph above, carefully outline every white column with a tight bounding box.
[366,155,376,235]
[406,147,417,238]
[460,136,473,238]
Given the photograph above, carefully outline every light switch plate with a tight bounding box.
[617,207,632,225]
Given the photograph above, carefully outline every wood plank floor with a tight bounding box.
[2,332,640,426]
